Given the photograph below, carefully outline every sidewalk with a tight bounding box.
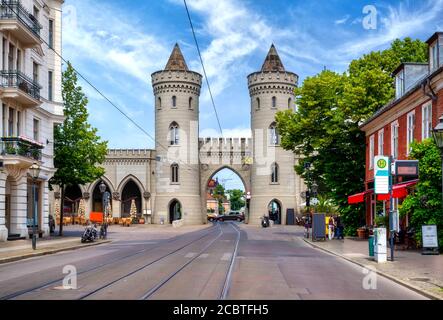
[0,234,110,264]
[303,236,443,299]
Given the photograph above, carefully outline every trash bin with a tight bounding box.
[368,235,374,257]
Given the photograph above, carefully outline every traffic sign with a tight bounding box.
[374,156,390,195]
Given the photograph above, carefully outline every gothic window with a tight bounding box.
[269,122,279,145]
[169,122,179,145]
[172,96,177,108]
[272,96,276,109]
[171,163,179,183]
[271,163,279,183]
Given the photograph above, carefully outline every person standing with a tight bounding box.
[328,216,335,240]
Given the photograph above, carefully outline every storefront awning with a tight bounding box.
[376,180,418,200]
[348,190,373,204]
[348,180,418,204]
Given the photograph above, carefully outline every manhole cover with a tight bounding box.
[409,278,430,282]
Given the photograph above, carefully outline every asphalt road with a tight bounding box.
[0,223,427,300]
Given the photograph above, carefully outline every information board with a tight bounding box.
[422,225,438,248]
[374,156,390,195]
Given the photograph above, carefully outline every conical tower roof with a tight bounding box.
[261,44,285,72]
[165,43,189,71]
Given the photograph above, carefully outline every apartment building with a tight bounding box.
[0,0,63,241]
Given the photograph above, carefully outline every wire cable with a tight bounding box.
[183,0,223,136]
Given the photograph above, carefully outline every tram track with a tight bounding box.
[1,224,216,300]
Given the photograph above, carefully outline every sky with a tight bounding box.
[62,0,443,190]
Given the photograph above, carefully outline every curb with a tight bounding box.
[302,238,442,300]
[0,240,112,265]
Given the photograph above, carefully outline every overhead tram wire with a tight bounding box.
[183,0,223,136]
[2,2,196,171]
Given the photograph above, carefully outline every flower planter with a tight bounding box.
[357,228,368,239]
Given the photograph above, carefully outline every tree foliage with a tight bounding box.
[50,62,108,235]
[227,189,245,211]
[399,139,443,250]
[276,38,428,236]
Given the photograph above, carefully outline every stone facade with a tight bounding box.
[49,43,305,227]
[0,0,64,241]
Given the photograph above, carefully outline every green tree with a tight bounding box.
[213,184,226,214]
[50,62,108,236]
[227,189,245,211]
[276,38,428,236]
[399,139,443,250]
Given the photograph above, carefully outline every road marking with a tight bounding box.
[198,254,209,259]
[185,252,196,258]
[221,253,232,261]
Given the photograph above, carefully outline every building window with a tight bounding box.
[430,43,438,71]
[378,129,384,155]
[48,71,53,101]
[271,163,279,183]
[33,118,39,141]
[407,111,415,154]
[256,97,260,110]
[169,122,179,145]
[422,102,432,140]
[49,20,54,49]
[269,122,279,145]
[8,43,14,71]
[16,49,21,71]
[395,69,405,99]
[171,163,179,183]
[189,97,193,110]
[391,121,399,159]
[8,108,14,136]
[369,135,374,169]
[172,96,177,108]
[16,111,21,136]
[2,104,6,136]
[33,62,39,83]
[157,97,161,109]
[288,98,292,109]
[271,96,276,109]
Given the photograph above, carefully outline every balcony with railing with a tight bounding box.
[0,0,42,47]
[0,136,43,167]
[0,70,41,106]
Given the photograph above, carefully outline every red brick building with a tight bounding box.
[349,32,443,227]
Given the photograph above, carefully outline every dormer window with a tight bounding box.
[430,42,438,71]
[395,69,404,99]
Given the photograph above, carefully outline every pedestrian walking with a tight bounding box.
[328,216,335,240]
[336,215,344,240]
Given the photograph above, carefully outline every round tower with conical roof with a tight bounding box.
[151,44,203,225]
[248,44,304,225]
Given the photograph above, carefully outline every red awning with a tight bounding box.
[348,190,373,204]
[376,180,418,201]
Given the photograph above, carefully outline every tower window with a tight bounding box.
[256,97,260,110]
[158,97,162,109]
[189,97,193,110]
[171,163,179,183]
[169,122,179,145]
[288,98,292,109]
[271,163,279,183]
[272,96,276,109]
[172,96,177,108]
[269,122,279,145]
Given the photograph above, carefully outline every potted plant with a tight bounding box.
[357,226,369,239]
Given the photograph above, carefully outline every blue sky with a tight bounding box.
[62,0,443,190]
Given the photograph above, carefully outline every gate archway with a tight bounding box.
[169,199,182,223]
[121,180,142,218]
[268,199,282,225]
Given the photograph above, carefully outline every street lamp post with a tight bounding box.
[432,115,443,210]
[99,181,110,239]
[30,163,41,250]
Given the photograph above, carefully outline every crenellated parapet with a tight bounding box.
[247,71,298,97]
[151,70,202,95]
[198,137,252,165]
[105,149,155,165]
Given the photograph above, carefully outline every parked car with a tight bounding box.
[207,213,219,222]
[217,211,244,222]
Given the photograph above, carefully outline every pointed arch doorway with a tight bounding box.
[169,199,182,224]
[268,199,282,225]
